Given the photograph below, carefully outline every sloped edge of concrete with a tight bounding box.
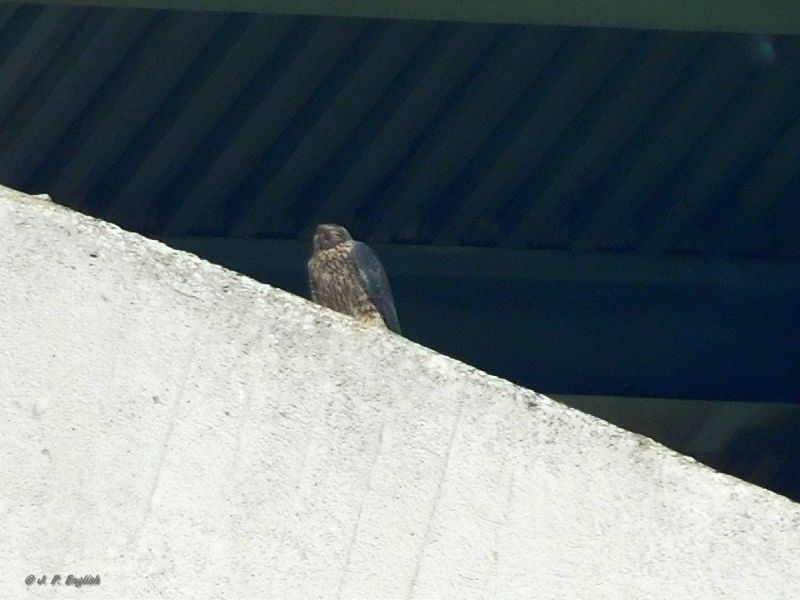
[2,184,797,505]
[2,183,799,599]
[0,185,780,492]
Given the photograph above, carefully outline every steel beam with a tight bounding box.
[13,0,800,34]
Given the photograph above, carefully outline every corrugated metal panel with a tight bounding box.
[1,3,799,259]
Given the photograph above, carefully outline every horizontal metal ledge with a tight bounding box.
[16,0,800,34]
[158,236,800,291]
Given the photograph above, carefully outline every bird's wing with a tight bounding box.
[350,241,401,334]
[307,259,319,302]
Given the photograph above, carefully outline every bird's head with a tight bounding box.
[313,223,353,252]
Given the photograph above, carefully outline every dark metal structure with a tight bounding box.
[0,2,798,500]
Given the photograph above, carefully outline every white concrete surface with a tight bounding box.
[0,183,798,599]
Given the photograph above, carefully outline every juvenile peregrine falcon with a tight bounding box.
[307,224,401,334]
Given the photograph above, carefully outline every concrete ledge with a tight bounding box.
[1,184,798,598]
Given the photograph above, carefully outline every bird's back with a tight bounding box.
[308,240,400,334]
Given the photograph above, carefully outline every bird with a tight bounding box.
[307,224,401,334]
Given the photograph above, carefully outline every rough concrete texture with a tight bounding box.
[1,184,798,599]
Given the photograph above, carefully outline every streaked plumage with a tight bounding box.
[307,224,401,334]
